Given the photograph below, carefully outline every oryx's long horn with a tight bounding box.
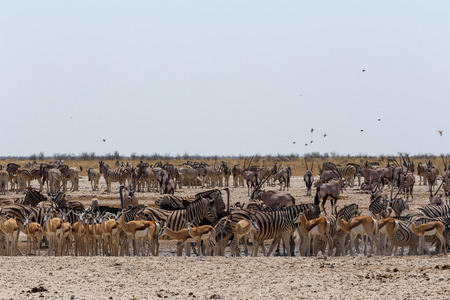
[434,180,444,196]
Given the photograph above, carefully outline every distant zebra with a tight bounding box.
[221,161,231,187]
[30,166,44,192]
[16,168,32,193]
[232,165,245,187]
[68,166,83,192]
[178,166,199,189]
[99,161,125,193]
[87,168,101,191]
[0,169,9,195]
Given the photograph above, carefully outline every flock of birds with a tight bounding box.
[295,125,444,147]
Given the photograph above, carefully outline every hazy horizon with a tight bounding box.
[1,1,449,157]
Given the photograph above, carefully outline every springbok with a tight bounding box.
[407,220,446,255]
[115,211,155,256]
[337,216,378,256]
[375,214,399,256]
[185,220,217,256]
[229,216,259,257]
[23,214,43,256]
[294,211,333,257]
[0,216,19,256]
[43,212,63,256]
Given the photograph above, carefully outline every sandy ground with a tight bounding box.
[0,174,448,299]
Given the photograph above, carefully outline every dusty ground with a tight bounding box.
[0,175,448,299]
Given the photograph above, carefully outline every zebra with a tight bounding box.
[232,165,245,187]
[417,162,428,186]
[178,166,199,189]
[16,168,32,193]
[99,161,125,193]
[136,162,155,192]
[67,166,83,192]
[87,168,101,191]
[417,204,450,218]
[137,198,217,255]
[21,188,48,207]
[221,161,231,187]
[137,198,217,231]
[30,166,44,192]
[217,203,318,256]
[0,169,8,195]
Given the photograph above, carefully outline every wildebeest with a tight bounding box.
[253,190,295,207]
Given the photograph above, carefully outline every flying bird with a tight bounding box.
[305,143,308,146]
[362,70,366,72]
[310,140,313,144]
[102,139,106,142]
[293,141,296,144]
[360,129,364,132]
[311,128,314,133]
[438,130,443,136]
[323,134,327,138]
[378,118,381,121]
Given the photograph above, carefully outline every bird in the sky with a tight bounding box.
[323,133,327,138]
[311,128,314,133]
[378,118,381,121]
[293,141,296,144]
[310,140,313,144]
[438,130,443,136]
[102,139,106,142]
[360,129,364,132]
[305,143,308,146]
[362,69,366,72]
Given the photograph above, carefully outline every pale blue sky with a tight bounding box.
[1,1,449,157]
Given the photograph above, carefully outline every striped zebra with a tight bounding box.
[99,161,125,193]
[156,188,228,214]
[391,220,430,255]
[217,203,318,256]
[30,166,44,192]
[21,188,47,207]
[17,168,32,193]
[221,161,231,187]
[232,165,245,187]
[178,166,199,189]
[137,198,217,231]
[67,166,82,192]
[87,168,101,191]
[417,204,450,218]
[0,169,9,195]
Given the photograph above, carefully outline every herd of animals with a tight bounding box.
[0,154,449,257]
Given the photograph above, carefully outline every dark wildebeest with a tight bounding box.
[314,178,345,216]
[162,178,176,195]
[243,171,258,197]
[273,166,291,191]
[253,190,295,207]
